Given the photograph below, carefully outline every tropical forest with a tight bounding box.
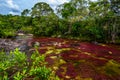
[0,0,120,80]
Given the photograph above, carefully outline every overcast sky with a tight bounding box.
[0,0,69,15]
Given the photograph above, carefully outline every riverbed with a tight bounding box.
[0,36,120,80]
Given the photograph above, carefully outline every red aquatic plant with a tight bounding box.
[93,74,112,80]
[56,63,78,79]
[56,67,65,78]
[45,53,59,65]
[87,57,108,66]
[76,63,97,79]
[38,48,47,54]
[28,37,120,80]
[61,50,91,61]
[65,63,78,79]
[45,57,55,66]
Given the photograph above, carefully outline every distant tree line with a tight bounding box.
[0,0,120,43]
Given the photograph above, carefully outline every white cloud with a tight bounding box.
[9,11,19,15]
[6,0,19,10]
[43,0,69,10]
[5,0,21,15]
[9,11,16,15]
[0,0,70,15]
[38,0,69,5]
[46,0,69,5]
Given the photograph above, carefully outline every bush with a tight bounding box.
[0,48,59,80]
[0,29,15,38]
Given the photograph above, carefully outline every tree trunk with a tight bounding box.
[111,33,116,43]
[68,23,72,34]
[111,17,117,43]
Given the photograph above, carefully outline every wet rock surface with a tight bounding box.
[0,34,33,53]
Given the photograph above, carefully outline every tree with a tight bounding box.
[21,9,32,33]
[88,0,120,43]
[109,0,120,43]
[57,0,88,19]
[31,2,54,17]
[31,2,58,36]
[57,0,89,35]
[110,0,120,15]
[21,9,30,16]
[57,2,75,19]
[57,2,75,34]
[32,13,59,36]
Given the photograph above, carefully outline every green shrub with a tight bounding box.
[0,48,59,80]
[1,29,15,38]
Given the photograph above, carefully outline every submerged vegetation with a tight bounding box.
[31,37,120,80]
[1,38,120,80]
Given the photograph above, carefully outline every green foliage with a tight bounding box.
[31,2,54,17]
[13,69,27,80]
[30,66,51,80]
[32,13,59,36]
[0,48,59,80]
[57,2,75,19]
[0,48,27,80]
[0,0,120,42]
[20,26,32,33]
[21,9,30,16]
[0,14,32,38]
[12,48,27,64]
[1,29,15,38]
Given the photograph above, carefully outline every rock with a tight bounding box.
[92,41,99,45]
[57,35,61,38]
[17,33,24,36]
[0,34,33,53]
[34,41,40,47]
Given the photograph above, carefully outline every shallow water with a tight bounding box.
[0,37,120,80]
[30,37,120,80]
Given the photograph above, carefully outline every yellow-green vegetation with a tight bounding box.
[103,60,120,76]
[0,48,60,80]
[1,29,15,38]
[45,48,71,55]
[21,26,32,33]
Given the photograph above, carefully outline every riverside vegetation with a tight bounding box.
[0,0,120,43]
[0,48,60,80]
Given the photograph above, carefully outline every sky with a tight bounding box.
[0,0,69,15]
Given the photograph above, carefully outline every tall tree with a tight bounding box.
[31,2,58,36]
[31,2,54,17]
[89,0,120,43]
[109,0,120,43]
[21,9,30,16]
[110,0,120,15]
[57,0,89,34]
